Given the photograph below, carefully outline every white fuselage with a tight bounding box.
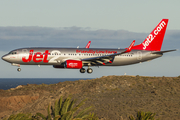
[2,48,162,67]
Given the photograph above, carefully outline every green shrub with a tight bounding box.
[4,96,98,120]
[35,96,99,120]
[3,113,32,120]
[129,111,159,120]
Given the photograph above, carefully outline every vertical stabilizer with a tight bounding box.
[132,19,169,51]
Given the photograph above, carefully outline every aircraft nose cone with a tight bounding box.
[1,56,5,60]
[1,55,8,61]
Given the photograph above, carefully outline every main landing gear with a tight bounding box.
[80,68,86,73]
[87,68,93,73]
[80,68,93,74]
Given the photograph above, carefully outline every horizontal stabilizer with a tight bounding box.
[151,49,177,54]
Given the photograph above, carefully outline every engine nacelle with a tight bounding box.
[53,65,65,68]
[65,60,83,69]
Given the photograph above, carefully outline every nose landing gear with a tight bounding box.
[11,63,21,72]
[17,68,21,72]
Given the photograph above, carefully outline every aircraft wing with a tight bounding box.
[81,40,135,65]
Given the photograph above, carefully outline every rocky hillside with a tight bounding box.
[0,75,180,120]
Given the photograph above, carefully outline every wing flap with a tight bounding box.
[81,40,136,65]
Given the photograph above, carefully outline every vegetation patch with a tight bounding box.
[1,75,180,120]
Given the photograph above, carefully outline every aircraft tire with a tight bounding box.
[17,68,21,72]
[80,68,86,73]
[87,68,93,74]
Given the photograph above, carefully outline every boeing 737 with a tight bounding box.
[1,19,176,73]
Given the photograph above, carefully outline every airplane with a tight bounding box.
[1,19,176,74]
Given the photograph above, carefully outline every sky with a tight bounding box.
[0,0,180,78]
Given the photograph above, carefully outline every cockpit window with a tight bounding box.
[9,51,17,55]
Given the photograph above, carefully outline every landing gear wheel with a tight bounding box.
[80,68,86,73]
[17,68,21,72]
[87,68,93,74]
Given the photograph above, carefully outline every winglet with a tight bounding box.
[125,40,135,53]
[85,41,91,48]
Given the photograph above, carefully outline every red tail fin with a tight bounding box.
[132,19,169,51]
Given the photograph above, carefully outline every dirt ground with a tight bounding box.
[0,75,180,120]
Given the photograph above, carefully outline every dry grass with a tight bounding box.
[1,75,180,120]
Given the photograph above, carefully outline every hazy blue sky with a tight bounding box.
[0,0,180,32]
[0,0,180,78]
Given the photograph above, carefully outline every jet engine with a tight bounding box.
[53,65,65,68]
[53,60,83,69]
[65,60,83,69]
